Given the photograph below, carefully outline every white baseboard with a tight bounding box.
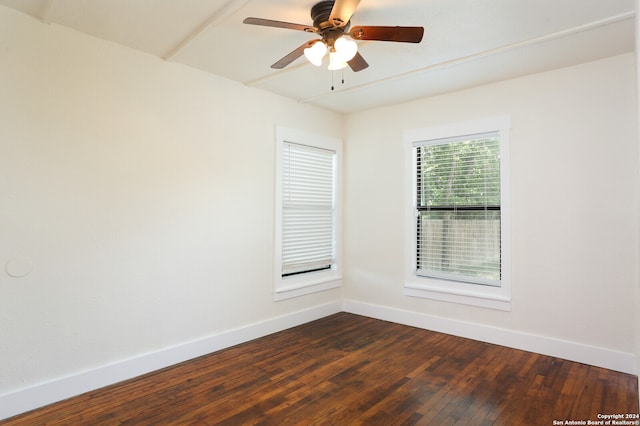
[0,301,342,421]
[342,299,638,376]
[2,299,636,421]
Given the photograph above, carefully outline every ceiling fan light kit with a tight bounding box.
[243,0,424,75]
[306,36,357,70]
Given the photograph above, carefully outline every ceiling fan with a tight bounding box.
[243,0,424,72]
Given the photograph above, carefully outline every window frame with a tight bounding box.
[274,126,342,301]
[404,116,512,311]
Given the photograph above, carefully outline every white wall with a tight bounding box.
[1,3,639,419]
[0,6,343,401]
[344,53,639,363]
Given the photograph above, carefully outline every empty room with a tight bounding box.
[0,0,639,424]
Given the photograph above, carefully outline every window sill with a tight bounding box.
[274,272,342,301]
[404,278,511,311]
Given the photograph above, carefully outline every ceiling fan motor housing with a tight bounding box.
[312,0,351,49]
[311,0,350,31]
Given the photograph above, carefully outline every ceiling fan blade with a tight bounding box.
[348,52,369,72]
[328,0,361,27]
[271,41,315,69]
[243,17,316,33]
[349,26,424,43]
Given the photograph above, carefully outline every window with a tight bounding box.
[274,127,342,301]
[404,116,511,310]
[416,135,501,285]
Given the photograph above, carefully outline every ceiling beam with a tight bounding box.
[163,0,250,61]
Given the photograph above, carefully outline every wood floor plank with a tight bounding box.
[1,313,637,425]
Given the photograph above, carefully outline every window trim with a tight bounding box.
[404,116,512,311]
[274,127,342,301]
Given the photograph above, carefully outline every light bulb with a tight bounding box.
[304,41,327,66]
[333,37,358,62]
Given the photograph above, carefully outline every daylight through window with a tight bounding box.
[414,133,501,286]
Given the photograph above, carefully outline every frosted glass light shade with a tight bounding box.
[327,51,347,70]
[334,37,357,62]
[304,41,327,66]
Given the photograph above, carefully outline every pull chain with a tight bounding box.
[330,68,346,91]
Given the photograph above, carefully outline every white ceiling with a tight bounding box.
[1,0,635,113]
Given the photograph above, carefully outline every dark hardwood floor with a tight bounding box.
[2,313,638,425]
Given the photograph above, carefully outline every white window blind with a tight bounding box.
[414,132,501,286]
[282,142,336,276]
